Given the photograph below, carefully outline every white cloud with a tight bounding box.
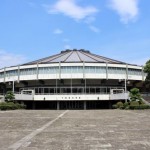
[0,49,27,68]
[45,0,98,21]
[109,0,139,23]
[53,28,63,34]
[64,44,71,49]
[89,25,100,33]
[84,16,96,24]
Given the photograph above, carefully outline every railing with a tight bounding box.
[15,94,34,101]
[141,92,150,97]
[13,92,129,101]
[110,92,129,100]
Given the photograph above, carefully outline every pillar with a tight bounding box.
[109,101,112,109]
[84,101,86,110]
[32,101,36,109]
[57,101,60,110]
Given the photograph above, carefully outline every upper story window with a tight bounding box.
[6,70,18,77]
[39,67,59,74]
[20,68,37,75]
[128,68,142,76]
[108,67,126,74]
[0,72,4,78]
[61,66,83,74]
[85,66,106,74]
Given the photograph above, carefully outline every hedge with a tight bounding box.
[129,104,150,110]
[0,102,26,111]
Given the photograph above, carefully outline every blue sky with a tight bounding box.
[0,0,150,68]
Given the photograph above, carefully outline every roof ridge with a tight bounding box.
[63,51,74,62]
[76,51,82,62]
[79,50,99,62]
[91,53,125,64]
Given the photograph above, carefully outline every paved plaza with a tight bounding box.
[0,110,150,150]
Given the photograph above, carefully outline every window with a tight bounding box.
[108,67,126,74]
[39,67,59,74]
[61,66,83,74]
[85,66,106,74]
[0,72,4,78]
[6,70,18,77]
[128,68,142,76]
[20,68,37,75]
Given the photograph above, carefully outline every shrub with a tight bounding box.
[0,102,26,111]
[130,101,139,106]
[139,104,150,109]
[123,102,129,109]
[5,91,15,102]
[129,88,142,102]
[129,104,150,110]
[116,101,124,109]
[112,104,117,109]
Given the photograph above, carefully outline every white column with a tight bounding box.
[57,101,60,110]
[36,63,39,80]
[12,80,15,93]
[124,77,127,102]
[84,101,86,110]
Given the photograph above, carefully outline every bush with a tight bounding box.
[116,101,124,109]
[0,102,26,111]
[129,88,142,102]
[5,91,15,102]
[123,102,129,107]
[129,104,150,110]
[130,101,139,106]
[123,102,129,109]
[112,104,117,109]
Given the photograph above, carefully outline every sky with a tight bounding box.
[0,0,150,68]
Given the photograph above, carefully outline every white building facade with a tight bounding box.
[0,49,146,109]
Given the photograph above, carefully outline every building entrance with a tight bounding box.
[60,101,84,109]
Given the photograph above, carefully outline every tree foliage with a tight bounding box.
[129,88,142,102]
[5,91,15,102]
[144,59,150,81]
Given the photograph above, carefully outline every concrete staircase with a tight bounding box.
[0,95,4,102]
[142,96,150,105]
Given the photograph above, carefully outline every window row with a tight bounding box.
[128,69,142,75]
[0,67,143,78]
[39,67,59,74]
[0,73,4,78]
[108,67,126,74]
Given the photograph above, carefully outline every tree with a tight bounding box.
[144,59,150,81]
[5,91,15,102]
[129,88,142,102]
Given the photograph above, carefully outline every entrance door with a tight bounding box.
[60,101,84,109]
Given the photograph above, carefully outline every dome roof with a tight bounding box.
[23,49,126,65]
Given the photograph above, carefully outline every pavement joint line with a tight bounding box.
[8,110,69,150]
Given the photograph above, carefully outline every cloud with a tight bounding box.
[0,49,27,68]
[84,16,96,24]
[64,44,71,49]
[44,0,98,21]
[89,25,100,33]
[109,0,139,23]
[53,28,63,34]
